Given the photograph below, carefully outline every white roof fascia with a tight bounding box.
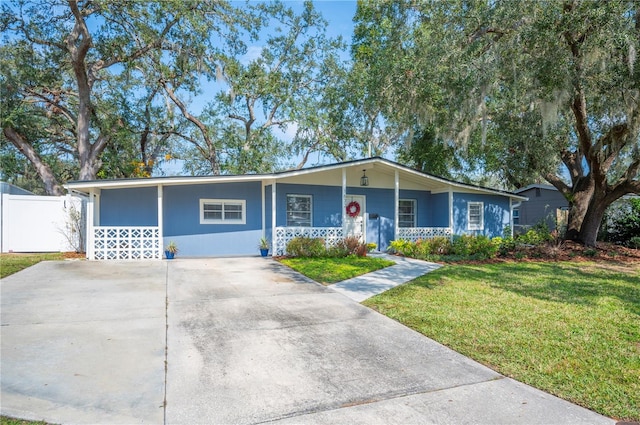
[65,157,527,201]
[65,174,268,193]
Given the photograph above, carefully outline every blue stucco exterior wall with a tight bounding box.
[431,193,450,227]
[276,183,343,227]
[162,182,262,256]
[452,192,510,238]
[100,187,158,226]
[96,180,513,257]
[348,187,395,250]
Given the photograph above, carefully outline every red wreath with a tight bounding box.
[346,201,361,218]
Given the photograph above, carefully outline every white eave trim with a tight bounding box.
[65,174,268,193]
[65,157,527,201]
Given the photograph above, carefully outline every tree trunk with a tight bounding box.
[578,194,608,247]
[563,178,594,241]
[3,127,65,196]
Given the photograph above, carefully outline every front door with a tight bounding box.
[345,195,366,242]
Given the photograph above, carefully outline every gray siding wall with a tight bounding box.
[517,188,568,230]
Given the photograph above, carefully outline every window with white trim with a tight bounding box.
[513,208,520,225]
[468,201,484,230]
[200,199,246,224]
[286,195,312,227]
[398,199,417,228]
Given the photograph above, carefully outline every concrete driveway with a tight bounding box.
[1,258,613,424]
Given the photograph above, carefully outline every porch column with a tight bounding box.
[509,198,514,238]
[94,190,100,227]
[394,170,399,239]
[271,180,276,240]
[448,188,454,235]
[261,181,266,238]
[342,169,346,232]
[157,185,163,258]
[86,189,95,260]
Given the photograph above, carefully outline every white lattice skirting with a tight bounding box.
[396,227,453,242]
[274,227,344,255]
[93,226,161,260]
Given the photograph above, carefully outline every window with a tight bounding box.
[513,208,520,225]
[398,199,416,228]
[200,199,246,224]
[468,201,484,230]
[287,195,312,227]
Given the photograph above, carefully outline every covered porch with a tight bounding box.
[265,160,455,255]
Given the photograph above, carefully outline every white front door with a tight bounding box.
[345,195,366,242]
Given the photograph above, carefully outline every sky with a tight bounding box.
[161,0,360,175]
[308,1,358,42]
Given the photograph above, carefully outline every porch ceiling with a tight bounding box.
[277,162,447,192]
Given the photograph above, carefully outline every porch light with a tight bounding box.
[360,170,369,187]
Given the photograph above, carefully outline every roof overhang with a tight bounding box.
[65,157,528,201]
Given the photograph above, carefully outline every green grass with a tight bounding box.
[364,261,640,421]
[279,256,395,284]
[0,253,64,279]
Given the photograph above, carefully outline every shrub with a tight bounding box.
[390,236,502,260]
[414,239,432,258]
[326,237,369,257]
[451,234,500,259]
[389,239,416,257]
[429,237,452,255]
[498,236,517,254]
[327,240,349,257]
[343,236,363,255]
[516,227,553,245]
[451,235,474,256]
[603,198,640,246]
[286,237,326,257]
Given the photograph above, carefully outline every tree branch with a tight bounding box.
[3,127,64,195]
[161,79,220,174]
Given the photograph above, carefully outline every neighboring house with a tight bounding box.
[513,184,569,232]
[0,181,36,196]
[65,157,527,260]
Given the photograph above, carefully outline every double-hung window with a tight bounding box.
[398,199,417,228]
[286,195,312,227]
[200,199,246,224]
[467,201,484,230]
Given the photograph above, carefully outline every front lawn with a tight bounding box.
[279,256,395,285]
[364,261,640,421]
[0,253,64,279]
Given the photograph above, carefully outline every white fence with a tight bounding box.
[273,226,452,255]
[396,227,453,241]
[274,227,344,255]
[92,226,161,260]
[1,194,85,253]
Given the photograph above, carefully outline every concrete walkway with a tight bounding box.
[330,253,441,302]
